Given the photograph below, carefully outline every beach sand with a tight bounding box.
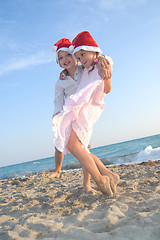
[0,160,160,240]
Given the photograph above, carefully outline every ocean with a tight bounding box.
[1,134,160,181]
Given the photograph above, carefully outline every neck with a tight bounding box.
[67,65,77,79]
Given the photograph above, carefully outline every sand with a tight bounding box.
[0,160,160,240]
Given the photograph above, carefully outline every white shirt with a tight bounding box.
[53,65,83,115]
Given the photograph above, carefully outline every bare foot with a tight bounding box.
[84,185,94,193]
[106,174,120,194]
[97,176,113,197]
[48,171,60,179]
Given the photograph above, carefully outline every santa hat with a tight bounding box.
[52,38,73,63]
[70,31,102,60]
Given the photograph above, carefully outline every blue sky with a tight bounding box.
[0,0,160,167]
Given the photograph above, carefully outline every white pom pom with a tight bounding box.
[52,45,57,52]
[69,45,74,53]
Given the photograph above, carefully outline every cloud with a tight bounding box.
[99,0,147,11]
[99,0,125,11]
[0,20,17,24]
[0,51,53,76]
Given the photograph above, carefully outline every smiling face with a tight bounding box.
[74,49,96,68]
[58,50,76,69]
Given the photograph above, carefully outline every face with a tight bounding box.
[58,50,76,69]
[75,49,96,68]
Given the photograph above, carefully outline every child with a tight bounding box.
[50,38,112,188]
[49,38,83,179]
[52,34,118,195]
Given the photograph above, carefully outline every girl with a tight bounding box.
[49,38,83,179]
[50,38,112,186]
[52,34,118,195]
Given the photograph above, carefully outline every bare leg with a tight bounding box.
[90,153,120,193]
[82,167,93,192]
[48,147,63,178]
[68,130,113,196]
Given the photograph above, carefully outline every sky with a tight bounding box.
[0,0,160,167]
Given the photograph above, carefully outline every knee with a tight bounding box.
[55,147,62,156]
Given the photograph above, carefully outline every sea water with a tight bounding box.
[0,134,160,181]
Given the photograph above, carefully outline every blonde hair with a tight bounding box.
[88,52,100,74]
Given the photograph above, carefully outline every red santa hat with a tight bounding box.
[52,38,73,63]
[70,31,102,59]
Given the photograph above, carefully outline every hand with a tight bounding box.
[59,69,67,80]
[98,68,112,80]
[52,111,60,119]
[97,55,110,68]
[97,56,112,80]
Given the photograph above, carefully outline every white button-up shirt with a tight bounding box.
[53,65,83,115]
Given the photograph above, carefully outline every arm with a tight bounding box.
[52,83,65,117]
[96,55,113,94]
[59,69,68,80]
[97,55,113,80]
[103,78,111,94]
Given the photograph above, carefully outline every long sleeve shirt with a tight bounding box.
[53,65,83,115]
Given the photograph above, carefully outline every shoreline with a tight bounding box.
[0,160,160,239]
[1,158,160,182]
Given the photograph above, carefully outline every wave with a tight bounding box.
[100,145,160,167]
[62,161,81,170]
[1,144,160,181]
[61,145,160,170]
[135,145,160,163]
